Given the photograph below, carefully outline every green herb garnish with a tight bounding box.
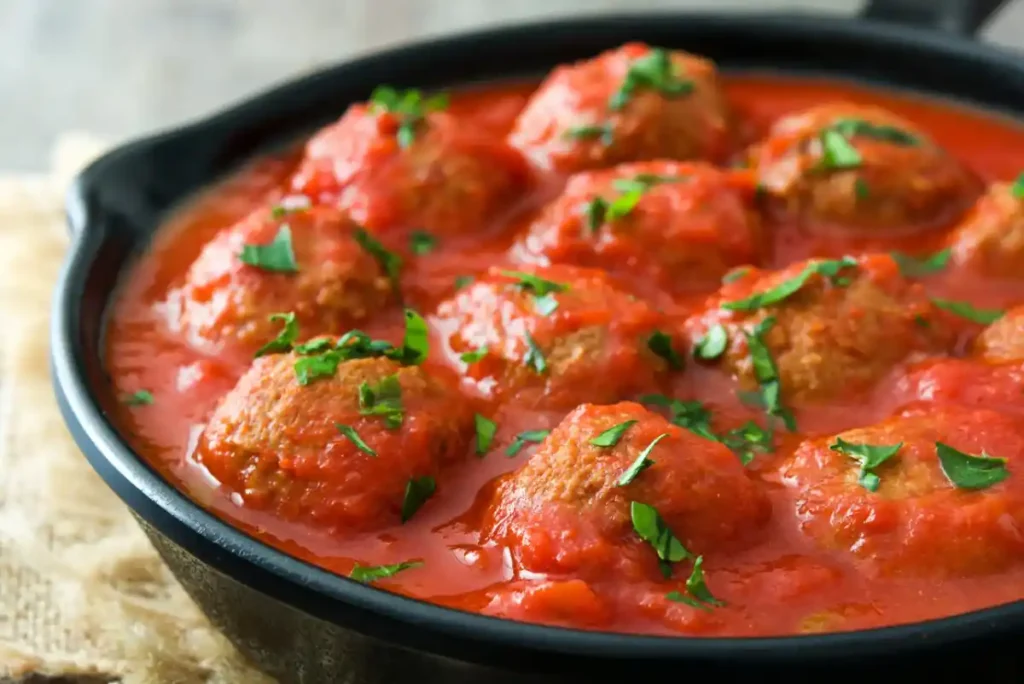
[631,501,692,578]
[892,248,951,278]
[294,351,344,386]
[354,227,402,286]
[666,556,724,610]
[122,390,153,406]
[932,298,1005,324]
[409,230,437,255]
[721,421,774,466]
[358,374,404,429]
[831,118,920,146]
[239,225,298,273]
[590,419,639,448]
[523,331,547,374]
[723,257,857,311]
[255,312,299,357]
[694,324,728,361]
[500,270,570,297]
[829,437,903,492]
[393,309,429,365]
[855,177,870,200]
[722,268,750,284]
[638,394,717,442]
[505,429,550,457]
[745,316,796,432]
[617,433,666,486]
[350,560,422,584]
[1011,172,1024,199]
[460,346,488,363]
[818,130,863,170]
[335,424,377,457]
[454,275,474,290]
[369,86,449,148]
[583,197,609,232]
[564,123,614,145]
[474,414,497,455]
[609,48,693,111]
[400,476,436,522]
[647,330,684,370]
[936,442,1010,490]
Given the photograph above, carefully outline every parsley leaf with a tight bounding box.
[694,324,728,361]
[523,331,547,374]
[638,394,717,442]
[745,316,796,432]
[630,501,692,578]
[932,298,1005,324]
[829,437,902,492]
[460,346,488,363]
[830,118,920,146]
[722,267,750,284]
[855,177,870,200]
[409,230,437,255]
[666,555,724,610]
[583,197,609,231]
[358,374,404,429]
[721,421,774,466]
[891,249,951,278]
[239,225,298,273]
[454,275,474,290]
[336,424,377,457]
[392,309,429,365]
[354,227,403,287]
[1011,172,1024,199]
[500,270,570,297]
[474,414,497,455]
[936,442,1009,490]
[269,195,311,219]
[400,476,436,522]
[609,48,693,111]
[350,560,422,584]
[818,129,862,170]
[647,331,684,370]
[294,351,344,386]
[590,419,639,448]
[722,257,857,311]
[564,123,614,145]
[533,294,559,316]
[617,433,666,486]
[255,312,299,357]
[506,429,549,457]
[122,390,153,406]
[369,86,448,148]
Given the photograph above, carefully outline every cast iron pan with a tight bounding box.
[52,2,1024,681]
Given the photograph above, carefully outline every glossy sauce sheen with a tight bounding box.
[104,75,1024,637]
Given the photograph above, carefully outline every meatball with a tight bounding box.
[509,43,733,173]
[780,406,1024,576]
[950,180,1024,277]
[487,402,770,578]
[751,103,978,234]
[973,304,1021,362]
[166,206,395,351]
[685,254,959,404]
[434,265,677,409]
[195,354,473,533]
[895,358,1024,416]
[291,96,529,237]
[512,161,761,291]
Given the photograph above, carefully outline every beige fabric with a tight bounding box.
[0,136,273,683]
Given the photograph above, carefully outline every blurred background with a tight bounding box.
[2,0,1022,172]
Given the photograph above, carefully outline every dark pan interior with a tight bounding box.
[57,12,1024,676]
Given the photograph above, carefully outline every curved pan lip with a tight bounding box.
[53,10,1024,669]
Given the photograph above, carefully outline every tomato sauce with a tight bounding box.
[103,72,1024,637]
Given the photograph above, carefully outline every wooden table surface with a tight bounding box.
[0,0,1021,172]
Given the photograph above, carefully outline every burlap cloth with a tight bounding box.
[0,137,275,683]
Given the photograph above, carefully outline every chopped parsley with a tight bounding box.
[269,195,311,219]
[523,331,547,374]
[630,501,692,578]
[932,298,1005,324]
[722,267,750,284]
[392,309,430,365]
[350,560,422,584]
[745,316,796,432]
[400,475,436,522]
[722,257,857,311]
[500,270,569,297]
[694,324,728,361]
[830,118,921,146]
[666,556,724,610]
[335,424,377,457]
[353,227,402,287]
[358,374,404,429]
[609,48,693,111]
[1011,171,1024,199]
[460,346,488,364]
[855,177,870,200]
[583,197,610,232]
[564,123,614,145]
[936,442,1010,490]
[255,312,299,357]
[720,421,775,466]
[474,414,497,455]
[617,433,666,486]
[533,294,560,316]
[369,85,449,148]
[505,429,549,457]
[122,390,153,406]
[892,248,951,278]
[454,275,474,291]
[638,394,717,442]
[829,437,902,492]
[590,419,639,448]
[409,230,437,255]
[294,352,345,386]
[238,225,298,273]
[647,330,684,370]
[818,129,863,171]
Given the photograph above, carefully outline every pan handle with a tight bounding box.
[861,0,1007,36]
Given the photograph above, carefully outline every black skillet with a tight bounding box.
[52,1,1024,681]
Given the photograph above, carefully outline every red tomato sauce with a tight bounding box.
[103,72,1024,637]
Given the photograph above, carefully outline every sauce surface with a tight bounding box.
[103,63,1024,638]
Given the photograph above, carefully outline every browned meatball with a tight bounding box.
[950,179,1024,277]
[685,254,960,405]
[167,206,395,351]
[751,103,979,234]
[433,265,677,409]
[973,304,1021,362]
[195,354,473,533]
[509,43,733,173]
[487,402,770,578]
